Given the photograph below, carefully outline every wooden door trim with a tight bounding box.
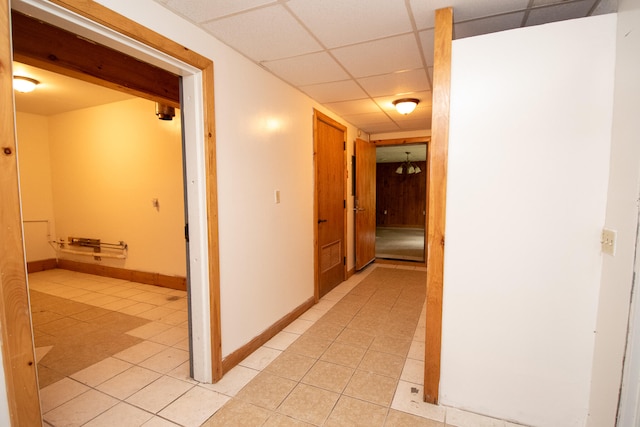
[313,109,347,302]
[424,7,453,404]
[0,0,221,422]
[372,136,431,146]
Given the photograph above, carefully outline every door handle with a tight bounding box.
[318,219,328,224]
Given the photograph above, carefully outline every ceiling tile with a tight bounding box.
[410,0,530,30]
[324,99,382,116]
[419,29,434,67]
[331,34,423,78]
[300,80,368,103]
[201,5,321,62]
[286,0,414,48]
[366,122,402,133]
[162,0,277,23]
[526,1,593,26]
[454,11,525,39]
[342,111,394,127]
[358,69,430,98]
[262,52,349,86]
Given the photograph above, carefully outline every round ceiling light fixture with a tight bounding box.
[393,98,420,115]
[13,76,40,93]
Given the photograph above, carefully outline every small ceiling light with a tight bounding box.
[155,102,175,121]
[393,98,419,115]
[13,76,39,93]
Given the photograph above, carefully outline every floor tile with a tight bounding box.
[343,370,398,406]
[407,340,426,361]
[126,375,194,413]
[96,366,162,400]
[148,326,188,346]
[39,377,90,413]
[200,365,260,397]
[264,351,315,381]
[283,318,314,334]
[239,346,282,370]
[320,342,367,369]
[325,395,387,427]
[300,360,354,393]
[390,380,445,422]
[44,389,118,427]
[400,358,424,385]
[385,409,444,427]
[126,322,173,340]
[264,331,300,351]
[277,383,339,426]
[141,416,181,426]
[286,335,332,359]
[70,357,133,387]
[112,340,168,364]
[235,372,297,410]
[139,347,189,374]
[359,350,405,378]
[335,328,375,349]
[159,386,230,427]
[201,398,271,426]
[262,413,314,426]
[166,361,199,384]
[83,402,154,426]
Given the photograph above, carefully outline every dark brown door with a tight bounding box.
[315,111,346,298]
[355,138,376,270]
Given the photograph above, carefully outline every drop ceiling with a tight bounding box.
[13,0,617,134]
[153,0,617,135]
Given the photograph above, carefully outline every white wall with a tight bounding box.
[590,1,640,426]
[95,0,362,356]
[442,15,616,427]
[16,112,57,262]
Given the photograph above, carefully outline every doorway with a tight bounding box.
[1,0,221,422]
[15,62,189,390]
[374,142,428,264]
[314,110,347,299]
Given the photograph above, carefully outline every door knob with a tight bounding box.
[318,219,328,224]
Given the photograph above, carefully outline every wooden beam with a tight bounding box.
[0,1,42,424]
[372,136,430,146]
[424,6,453,404]
[11,10,180,108]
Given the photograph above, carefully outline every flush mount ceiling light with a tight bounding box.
[393,98,419,115]
[13,76,39,93]
[395,152,422,175]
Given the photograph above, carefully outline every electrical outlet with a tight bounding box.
[601,228,616,256]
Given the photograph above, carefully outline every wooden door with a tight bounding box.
[355,138,376,270]
[315,111,346,298]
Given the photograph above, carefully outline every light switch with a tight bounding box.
[601,228,616,256]
[274,190,280,204]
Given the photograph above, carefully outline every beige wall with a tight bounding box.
[17,97,186,277]
[16,112,57,262]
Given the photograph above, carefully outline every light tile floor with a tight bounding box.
[29,265,526,427]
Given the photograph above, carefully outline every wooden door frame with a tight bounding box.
[423,7,453,404]
[371,137,431,268]
[0,0,221,423]
[313,109,347,301]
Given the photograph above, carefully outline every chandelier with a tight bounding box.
[395,152,422,175]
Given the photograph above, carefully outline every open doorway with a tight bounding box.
[375,144,427,263]
[15,61,190,390]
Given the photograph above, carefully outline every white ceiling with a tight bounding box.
[153,0,617,135]
[13,0,617,133]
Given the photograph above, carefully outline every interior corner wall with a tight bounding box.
[47,97,187,277]
[442,15,616,427]
[15,112,57,262]
[588,2,640,426]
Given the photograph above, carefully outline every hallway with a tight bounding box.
[31,265,517,426]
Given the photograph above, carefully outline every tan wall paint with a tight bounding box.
[18,97,187,277]
[16,112,57,262]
